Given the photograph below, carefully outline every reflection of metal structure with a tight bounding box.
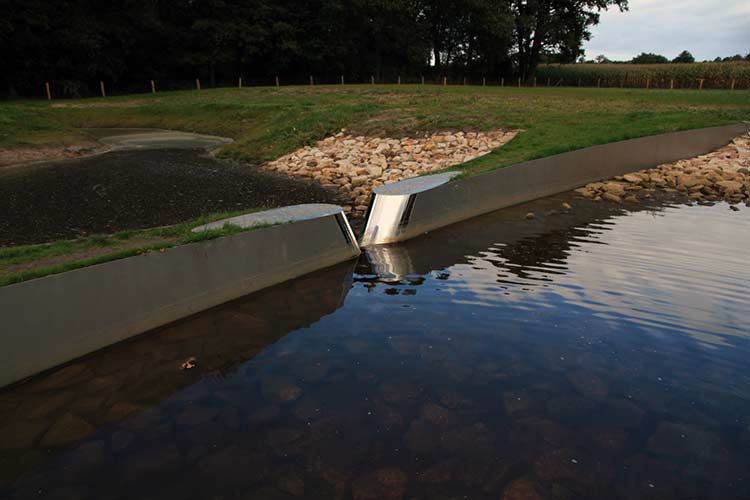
[359,124,750,247]
[0,204,360,387]
[362,192,667,280]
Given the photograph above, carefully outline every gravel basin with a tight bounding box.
[0,148,340,246]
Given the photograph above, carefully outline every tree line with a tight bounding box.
[0,0,627,98]
[587,51,750,65]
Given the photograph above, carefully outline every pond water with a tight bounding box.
[1,193,749,500]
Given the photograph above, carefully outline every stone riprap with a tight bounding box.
[576,133,750,205]
[263,129,519,217]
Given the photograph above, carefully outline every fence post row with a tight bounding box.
[37,74,745,99]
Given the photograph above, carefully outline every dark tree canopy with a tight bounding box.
[1,0,628,97]
[672,50,695,64]
[631,52,668,64]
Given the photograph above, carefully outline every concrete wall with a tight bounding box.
[0,209,360,388]
[360,123,750,246]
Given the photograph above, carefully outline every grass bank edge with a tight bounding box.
[0,209,278,288]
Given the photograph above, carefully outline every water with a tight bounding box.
[1,193,749,500]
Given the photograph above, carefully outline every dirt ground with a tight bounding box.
[0,149,340,246]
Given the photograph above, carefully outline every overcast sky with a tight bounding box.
[583,0,750,61]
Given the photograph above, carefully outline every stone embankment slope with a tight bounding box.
[264,130,519,217]
[577,134,750,206]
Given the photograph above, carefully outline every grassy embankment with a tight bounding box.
[0,211,270,287]
[1,85,749,285]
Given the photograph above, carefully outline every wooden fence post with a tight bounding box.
[533,77,537,87]
[275,76,280,87]
[463,77,466,85]
[443,77,447,86]
[597,78,601,88]
[150,80,155,93]
[546,77,550,87]
[518,77,521,87]
[341,75,344,85]
[482,77,486,86]
[45,82,51,100]
[100,81,106,97]
[398,76,401,85]
[238,77,242,88]
[730,79,736,91]
[309,75,314,86]
[646,78,650,90]
[698,79,704,90]
[670,79,674,90]
[421,75,425,85]
[371,75,375,85]
[500,77,504,87]
[196,78,201,90]
[578,78,581,87]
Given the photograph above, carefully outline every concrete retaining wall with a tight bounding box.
[0,205,359,388]
[360,123,750,246]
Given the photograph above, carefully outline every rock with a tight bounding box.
[503,392,531,415]
[404,418,440,453]
[647,422,728,463]
[274,463,306,496]
[603,182,626,195]
[602,192,622,203]
[177,405,219,427]
[566,370,608,398]
[561,202,572,210]
[622,173,643,183]
[419,402,457,427]
[501,477,546,500]
[195,445,267,485]
[248,404,281,426]
[730,205,740,212]
[351,467,408,500]
[262,375,302,403]
[441,422,495,457]
[0,419,48,450]
[41,413,95,448]
[61,440,106,480]
[525,212,535,220]
[124,443,182,481]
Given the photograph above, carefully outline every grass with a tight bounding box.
[2,85,748,176]
[0,209,270,287]
[1,84,748,282]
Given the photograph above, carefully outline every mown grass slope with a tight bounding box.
[2,84,749,177]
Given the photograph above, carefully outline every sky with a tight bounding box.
[583,0,750,62]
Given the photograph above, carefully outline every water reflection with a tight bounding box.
[1,194,749,500]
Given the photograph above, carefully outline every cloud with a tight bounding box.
[583,0,750,61]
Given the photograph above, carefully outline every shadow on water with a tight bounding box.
[1,192,750,499]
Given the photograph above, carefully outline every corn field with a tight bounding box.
[535,62,750,89]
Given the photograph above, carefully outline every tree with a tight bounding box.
[512,0,628,81]
[631,52,668,64]
[672,50,695,63]
[594,54,610,64]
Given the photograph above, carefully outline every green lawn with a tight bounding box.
[2,85,749,178]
